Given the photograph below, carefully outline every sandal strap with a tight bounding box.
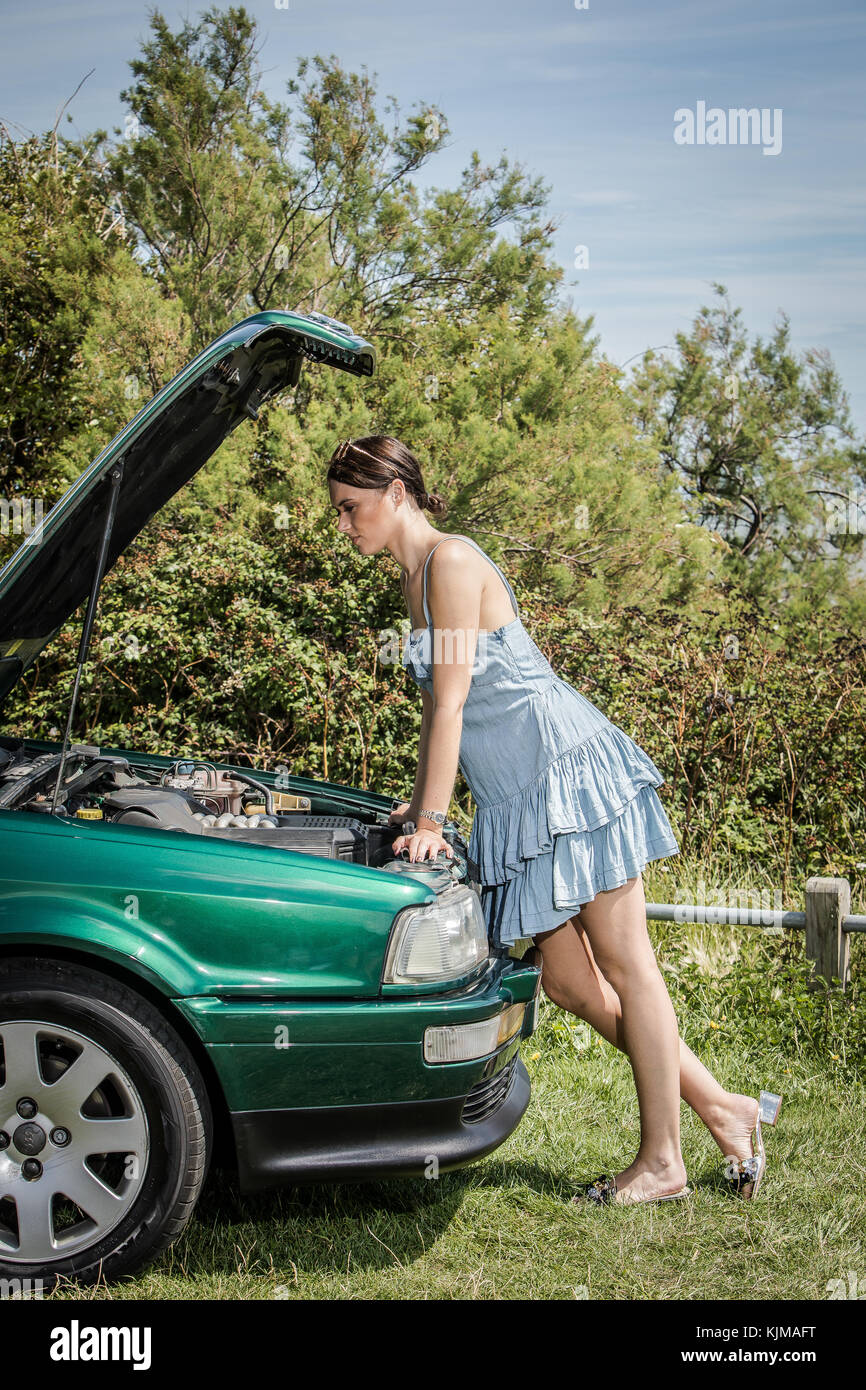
[722,1155,761,1190]
[582,1174,617,1205]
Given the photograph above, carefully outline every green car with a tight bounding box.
[0,310,541,1287]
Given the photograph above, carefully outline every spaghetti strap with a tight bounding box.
[421,534,520,626]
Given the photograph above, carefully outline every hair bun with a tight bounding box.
[426,491,448,517]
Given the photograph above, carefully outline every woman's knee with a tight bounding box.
[541,962,612,1019]
[592,953,661,999]
[534,916,618,1016]
[542,974,588,1015]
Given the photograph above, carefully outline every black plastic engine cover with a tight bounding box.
[102,786,209,833]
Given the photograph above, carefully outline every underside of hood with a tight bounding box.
[0,310,376,707]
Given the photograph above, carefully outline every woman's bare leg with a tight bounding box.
[533,876,759,1199]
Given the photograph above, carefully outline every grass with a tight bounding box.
[46,856,866,1301]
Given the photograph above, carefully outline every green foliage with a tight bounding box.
[6,505,865,885]
[0,128,119,500]
[7,503,423,800]
[34,5,717,615]
[532,998,594,1055]
[626,284,866,626]
[661,924,866,1085]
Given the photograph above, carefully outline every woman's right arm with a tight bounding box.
[394,570,433,822]
[389,680,433,826]
[406,687,433,819]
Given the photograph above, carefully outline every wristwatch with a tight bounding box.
[417,808,447,826]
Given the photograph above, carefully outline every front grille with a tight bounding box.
[462,1056,517,1124]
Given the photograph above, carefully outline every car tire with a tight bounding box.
[0,956,211,1288]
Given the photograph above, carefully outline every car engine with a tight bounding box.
[0,743,478,893]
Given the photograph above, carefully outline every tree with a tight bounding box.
[0,124,119,521]
[84,6,560,341]
[42,3,711,617]
[626,284,866,619]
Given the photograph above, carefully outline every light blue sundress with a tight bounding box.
[401,534,680,947]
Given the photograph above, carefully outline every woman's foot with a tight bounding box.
[608,1155,689,1205]
[705,1093,760,1164]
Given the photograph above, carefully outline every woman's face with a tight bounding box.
[328,479,394,554]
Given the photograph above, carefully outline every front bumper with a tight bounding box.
[231,1047,530,1190]
[176,955,541,1191]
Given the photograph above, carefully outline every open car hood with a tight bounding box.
[0,310,375,708]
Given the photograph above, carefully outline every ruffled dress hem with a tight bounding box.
[470,721,680,946]
[468,718,673,880]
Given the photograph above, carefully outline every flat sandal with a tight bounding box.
[572,1173,692,1207]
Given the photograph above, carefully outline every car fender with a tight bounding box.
[0,892,205,997]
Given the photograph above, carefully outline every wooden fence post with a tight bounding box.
[805,877,851,990]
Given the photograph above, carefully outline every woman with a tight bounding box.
[326,434,782,1207]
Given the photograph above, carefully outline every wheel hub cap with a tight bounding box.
[0,1020,150,1263]
[12,1122,46,1156]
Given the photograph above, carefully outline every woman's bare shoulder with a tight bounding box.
[427,534,486,574]
[425,538,492,608]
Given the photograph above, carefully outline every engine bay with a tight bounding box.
[0,742,476,890]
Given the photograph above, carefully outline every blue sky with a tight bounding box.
[2,0,864,435]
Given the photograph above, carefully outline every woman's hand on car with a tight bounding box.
[391,827,454,863]
[388,801,414,827]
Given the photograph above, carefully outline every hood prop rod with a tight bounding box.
[50,460,125,816]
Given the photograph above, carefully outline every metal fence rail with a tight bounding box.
[646,876,862,988]
[648,906,866,932]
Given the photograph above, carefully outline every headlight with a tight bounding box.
[383,886,489,985]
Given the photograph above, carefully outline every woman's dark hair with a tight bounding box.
[326,435,448,517]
